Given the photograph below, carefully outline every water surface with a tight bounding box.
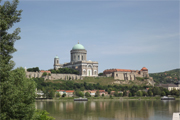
[35,100,180,120]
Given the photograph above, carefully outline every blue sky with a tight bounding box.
[7,0,179,73]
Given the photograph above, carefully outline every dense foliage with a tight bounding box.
[49,68,79,75]
[32,110,54,120]
[0,1,54,119]
[98,73,104,76]
[149,68,180,84]
[27,67,40,72]
[33,77,180,97]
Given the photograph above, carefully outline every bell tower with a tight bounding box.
[54,55,60,70]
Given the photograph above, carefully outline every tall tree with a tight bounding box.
[0,0,36,119]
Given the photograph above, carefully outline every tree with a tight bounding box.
[123,90,127,96]
[85,92,91,97]
[0,0,38,119]
[1,67,36,119]
[75,89,84,97]
[98,73,104,76]
[129,93,132,97]
[56,92,60,97]
[148,91,153,96]
[161,91,166,96]
[42,72,47,76]
[62,93,66,97]
[118,93,123,97]
[95,90,100,97]
[136,91,143,97]
[114,91,119,97]
[153,87,161,96]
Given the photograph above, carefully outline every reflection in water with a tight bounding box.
[35,100,180,120]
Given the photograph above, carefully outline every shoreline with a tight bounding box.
[35,97,180,101]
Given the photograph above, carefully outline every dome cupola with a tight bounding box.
[141,67,148,71]
[72,42,85,50]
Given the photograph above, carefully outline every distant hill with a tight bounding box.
[149,68,180,84]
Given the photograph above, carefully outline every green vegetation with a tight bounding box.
[149,68,180,84]
[98,73,104,76]
[49,68,79,75]
[0,1,54,119]
[75,89,84,97]
[33,110,54,120]
[85,92,91,97]
[27,67,40,72]
[0,0,36,119]
[42,72,47,76]
[56,92,60,97]
[136,77,144,81]
[95,90,100,97]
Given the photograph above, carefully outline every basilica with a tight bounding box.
[54,42,98,77]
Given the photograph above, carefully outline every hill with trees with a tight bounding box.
[149,68,180,84]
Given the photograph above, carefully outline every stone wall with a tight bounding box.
[26,72,83,80]
[51,74,83,80]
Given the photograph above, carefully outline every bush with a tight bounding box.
[33,109,54,120]
[102,94,104,97]
[27,67,40,72]
[110,95,113,99]
[98,73,104,76]
[62,93,66,97]
[42,72,47,76]
[136,91,143,97]
[118,93,123,97]
[95,90,100,97]
[136,77,144,81]
[56,93,60,97]
[85,92,91,97]
[129,93,132,97]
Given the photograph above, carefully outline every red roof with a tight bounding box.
[56,90,65,92]
[103,69,132,74]
[99,90,105,93]
[66,90,74,93]
[40,70,51,73]
[103,67,148,75]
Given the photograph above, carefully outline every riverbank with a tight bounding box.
[35,96,180,101]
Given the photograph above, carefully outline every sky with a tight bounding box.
[6,0,179,73]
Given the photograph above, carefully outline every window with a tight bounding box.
[57,60,58,64]
[84,71,86,74]
[82,55,83,60]
[116,74,118,77]
[74,55,76,60]
[95,71,97,75]
[78,55,80,60]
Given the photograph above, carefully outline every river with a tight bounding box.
[35,100,180,120]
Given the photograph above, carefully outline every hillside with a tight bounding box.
[45,76,151,87]
[149,68,180,84]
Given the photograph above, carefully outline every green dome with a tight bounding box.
[72,43,85,50]
[55,55,59,58]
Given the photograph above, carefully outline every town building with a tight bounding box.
[54,42,98,77]
[157,81,180,91]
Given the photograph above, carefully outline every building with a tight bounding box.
[157,81,180,91]
[103,67,151,80]
[54,42,98,77]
